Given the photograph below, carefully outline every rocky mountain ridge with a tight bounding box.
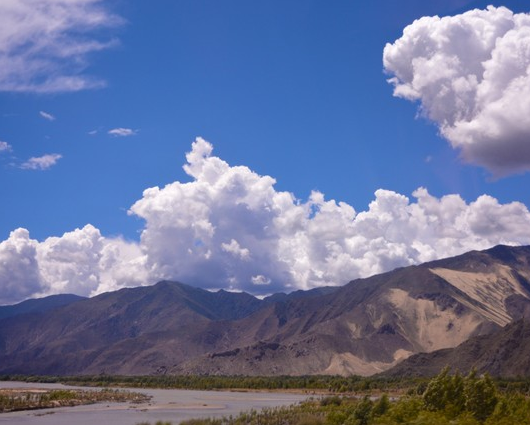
[0,294,85,321]
[1,245,529,376]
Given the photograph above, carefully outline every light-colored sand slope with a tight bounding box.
[430,265,530,326]
[385,287,483,351]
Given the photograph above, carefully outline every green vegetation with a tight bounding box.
[3,370,530,423]
[0,388,150,413]
[0,373,424,393]
[5,372,530,396]
[132,368,530,425]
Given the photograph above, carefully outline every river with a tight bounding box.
[0,381,312,425]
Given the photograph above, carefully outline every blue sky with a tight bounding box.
[1,0,530,303]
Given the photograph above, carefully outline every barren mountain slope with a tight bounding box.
[0,294,85,321]
[1,245,529,376]
[0,281,264,375]
[175,263,507,376]
[176,246,530,376]
[382,318,530,378]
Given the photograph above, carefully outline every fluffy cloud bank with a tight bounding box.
[383,6,530,176]
[0,0,122,93]
[0,226,146,304]
[2,138,530,304]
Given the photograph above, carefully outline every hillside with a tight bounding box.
[1,245,529,376]
[0,294,85,320]
[382,318,530,378]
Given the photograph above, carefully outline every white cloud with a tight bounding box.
[0,0,122,93]
[39,111,56,121]
[20,153,62,170]
[0,141,12,152]
[37,225,147,296]
[221,239,251,261]
[108,128,137,137]
[2,138,530,304]
[0,229,42,305]
[251,275,271,285]
[0,225,147,305]
[383,6,530,176]
[36,225,104,296]
[128,138,530,293]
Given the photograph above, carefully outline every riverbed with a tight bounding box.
[0,381,311,425]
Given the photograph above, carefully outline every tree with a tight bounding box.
[372,394,390,417]
[423,367,451,411]
[423,367,465,415]
[345,395,373,425]
[464,370,498,422]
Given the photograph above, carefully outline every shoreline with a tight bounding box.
[0,381,312,424]
[0,387,150,414]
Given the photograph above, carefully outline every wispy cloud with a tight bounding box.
[0,141,12,152]
[0,0,123,93]
[108,128,137,137]
[39,111,56,121]
[20,153,62,170]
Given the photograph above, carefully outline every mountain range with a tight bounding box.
[1,244,529,377]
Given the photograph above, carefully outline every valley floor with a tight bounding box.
[0,382,310,425]
[3,370,530,424]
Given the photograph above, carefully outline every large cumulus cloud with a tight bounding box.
[383,6,530,176]
[0,225,146,305]
[2,138,530,304]
[0,229,42,304]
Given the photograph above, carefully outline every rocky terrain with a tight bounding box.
[1,244,529,376]
[382,318,530,378]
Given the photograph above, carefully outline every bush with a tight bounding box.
[320,395,342,406]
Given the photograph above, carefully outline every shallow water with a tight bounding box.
[0,381,311,425]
